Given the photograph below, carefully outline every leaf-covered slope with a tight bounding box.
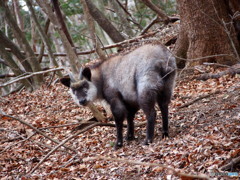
[0,67,239,179]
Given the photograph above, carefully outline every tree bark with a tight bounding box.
[0,1,43,88]
[0,30,33,73]
[85,0,126,43]
[110,0,134,37]
[36,0,79,74]
[141,0,170,24]
[81,0,107,61]
[174,0,240,67]
[25,0,62,77]
[12,0,24,31]
[0,43,32,89]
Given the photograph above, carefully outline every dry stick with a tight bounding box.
[141,0,170,23]
[1,132,36,153]
[73,121,147,131]
[39,123,82,130]
[4,30,159,57]
[28,122,101,174]
[0,113,76,153]
[141,16,160,35]
[28,120,146,174]
[196,67,240,81]
[83,156,210,180]
[220,156,240,171]
[178,91,221,109]
[0,67,63,88]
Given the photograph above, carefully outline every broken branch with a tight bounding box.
[0,112,76,153]
[178,91,221,109]
[83,155,210,179]
[0,67,64,88]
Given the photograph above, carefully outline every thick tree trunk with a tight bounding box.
[175,0,240,67]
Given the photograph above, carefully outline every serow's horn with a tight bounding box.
[69,72,76,82]
[79,67,83,80]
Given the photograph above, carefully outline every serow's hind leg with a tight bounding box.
[139,90,157,145]
[126,109,137,141]
[157,93,171,138]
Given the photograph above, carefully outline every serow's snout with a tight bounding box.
[79,98,87,106]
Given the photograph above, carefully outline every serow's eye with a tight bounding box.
[83,88,88,93]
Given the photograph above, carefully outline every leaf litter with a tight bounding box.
[0,66,239,179]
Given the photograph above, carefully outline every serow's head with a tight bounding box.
[60,67,97,106]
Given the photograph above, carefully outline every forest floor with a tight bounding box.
[0,65,240,179]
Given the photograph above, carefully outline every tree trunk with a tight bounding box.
[85,0,126,43]
[110,0,134,37]
[174,0,240,67]
[81,0,107,61]
[0,1,43,88]
[26,0,62,77]
[0,43,32,90]
[0,30,33,73]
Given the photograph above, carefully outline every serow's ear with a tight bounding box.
[82,67,91,81]
[60,77,71,87]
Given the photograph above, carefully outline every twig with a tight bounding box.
[178,91,221,109]
[0,112,76,152]
[220,156,240,171]
[0,67,64,88]
[83,155,210,179]
[4,30,159,57]
[0,132,36,153]
[28,122,101,174]
[141,16,160,35]
[72,120,147,131]
[28,120,146,174]
[39,123,82,130]
[196,65,240,80]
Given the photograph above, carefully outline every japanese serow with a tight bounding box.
[61,43,177,149]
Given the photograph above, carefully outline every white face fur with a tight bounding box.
[69,80,98,106]
[85,81,98,102]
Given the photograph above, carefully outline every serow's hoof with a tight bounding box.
[162,132,169,139]
[125,135,136,141]
[114,142,123,150]
[143,139,153,145]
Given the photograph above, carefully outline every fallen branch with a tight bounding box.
[0,112,76,153]
[72,120,146,131]
[28,122,101,174]
[196,64,240,80]
[0,67,64,88]
[28,119,147,174]
[83,155,210,179]
[178,91,221,109]
[220,156,240,171]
